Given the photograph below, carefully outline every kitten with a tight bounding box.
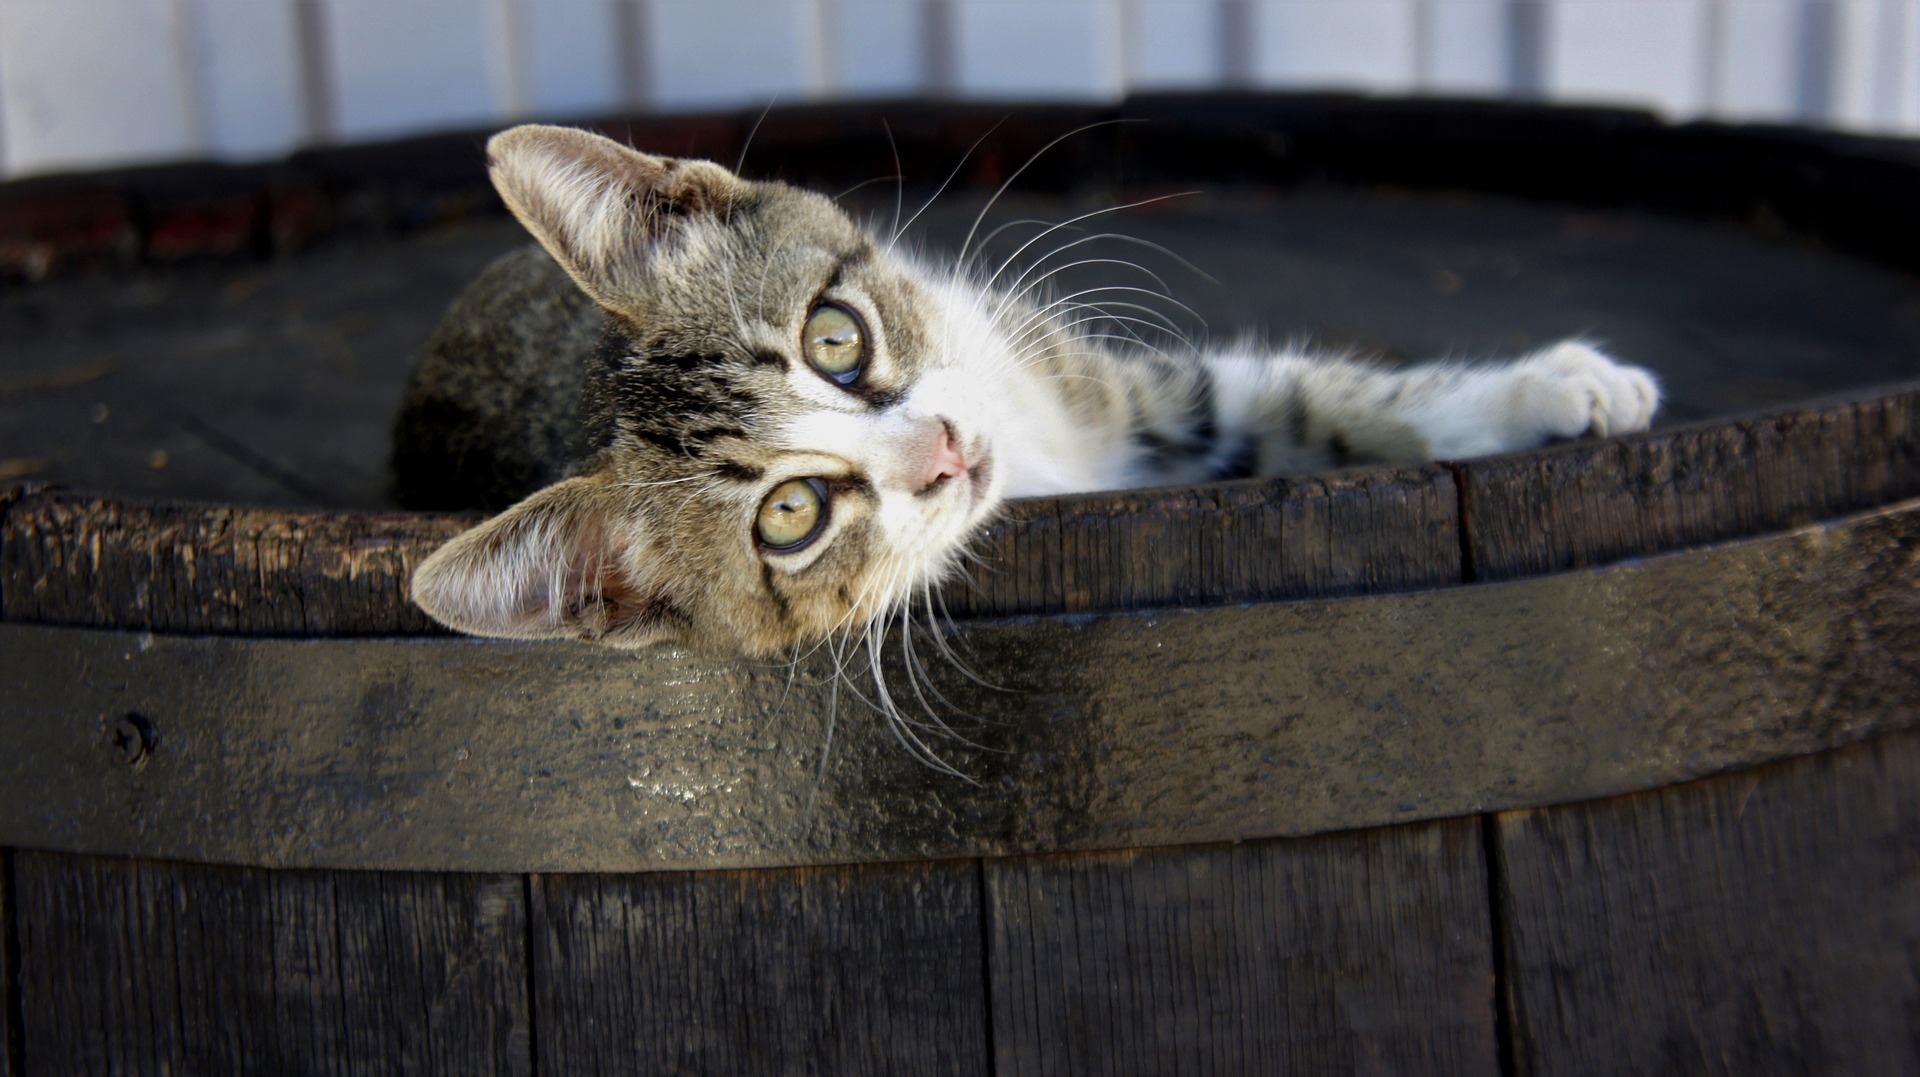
[395,124,1658,656]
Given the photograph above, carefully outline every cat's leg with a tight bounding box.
[1211,340,1660,473]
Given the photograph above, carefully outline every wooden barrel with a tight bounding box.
[3,95,1920,1074]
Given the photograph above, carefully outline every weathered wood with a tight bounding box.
[0,488,470,635]
[10,851,530,1076]
[0,468,1455,633]
[946,466,1460,617]
[1457,386,1920,581]
[3,497,1915,873]
[1,851,15,1077]
[1492,729,1920,1077]
[531,861,987,1075]
[16,385,1920,633]
[986,820,1498,1074]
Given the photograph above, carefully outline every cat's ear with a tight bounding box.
[410,475,687,646]
[485,124,750,307]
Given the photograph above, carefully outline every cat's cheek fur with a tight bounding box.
[910,280,1131,498]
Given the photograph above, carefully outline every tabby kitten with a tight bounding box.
[396,124,1658,656]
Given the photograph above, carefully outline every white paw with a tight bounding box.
[1508,342,1660,443]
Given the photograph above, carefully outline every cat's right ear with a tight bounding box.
[485,124,750,308]
[410,475,688,647]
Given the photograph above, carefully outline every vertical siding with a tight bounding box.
[949,0,1125,100]
[1421,0,1509,95]
[1900,0,1920,130]
[320,0,508,142]
[0,0,199,175]
[182,0,306,159]
[1246,0,1420,92]
[1123,1,1225,89]
[1,0,1917,178]
[1544,0,1714,116]
[511,0,624,119]
[645,0,825,110]
[821,0,932,97]
[1708,0,1801,122]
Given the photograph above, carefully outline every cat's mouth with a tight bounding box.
[968,447,993,498]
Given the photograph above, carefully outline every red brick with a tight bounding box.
[143,194,264,261]
[0,188,137,280]
[267,181,330,253]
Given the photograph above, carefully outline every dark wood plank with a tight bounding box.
[8,497,1917,873]
[946,466,1461,617]
[11,851,530,1075]
[0,488,470,634]
[1458,387,1920,580]
[1,851,15,1077]
[0,470,1454,633]
[1492,729,1920,1077]
[532,861,989,1075]
[986,820,1499,1075]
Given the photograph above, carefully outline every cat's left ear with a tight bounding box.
[410,475,688,647]
[486,124,751,308]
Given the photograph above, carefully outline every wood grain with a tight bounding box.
[947,465,1461,617]
[10,852,530,1076]
[985,820,1499,1075]
[1491,729,1920,1077]
[531,861,988,1075]
[0,488,470,635]
[1457,386,1920,580]
[1,851,14,1077]
[0,467,1457,632]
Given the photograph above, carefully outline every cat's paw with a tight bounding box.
[1507,342,1660,443]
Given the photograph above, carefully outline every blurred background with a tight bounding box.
[1,0,1916,179]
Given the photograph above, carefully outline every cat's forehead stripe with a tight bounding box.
[824,245,872,289]
[712,459,763,482]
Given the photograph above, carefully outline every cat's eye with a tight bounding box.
[755,477,829,550]
[802,303,865,384]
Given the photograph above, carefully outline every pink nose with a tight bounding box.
[925,423,970,488]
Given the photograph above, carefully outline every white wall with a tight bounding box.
[1,0,1915,178]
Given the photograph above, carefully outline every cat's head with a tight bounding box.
[410,125,1015,656]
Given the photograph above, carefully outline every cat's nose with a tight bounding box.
[920,420,970,492]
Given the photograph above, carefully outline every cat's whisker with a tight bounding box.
[954,118,1142,271]
[994,284,1198,355]
[720,250,752,333]
[1031,306,1196,352]
[1021,295,1198,341]
[834,173,906,202]
[884,120,904,242]
[993,257,1197,329]
[987,261,1182,345]
[996,223,1212,306]
[735,98,779,174]
[904,596,1003,728]
[1041,226,1220,289]
[802,633,843,828]
[869,559,984,744]
[991,291,1194,368]
[969,216,1064,265]
[889,119,1006,251]
[898,597,982,722]
[865,614,975,780]
[991,247,1177,310]
[974,195,1198,295]
[610,475,705,489]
